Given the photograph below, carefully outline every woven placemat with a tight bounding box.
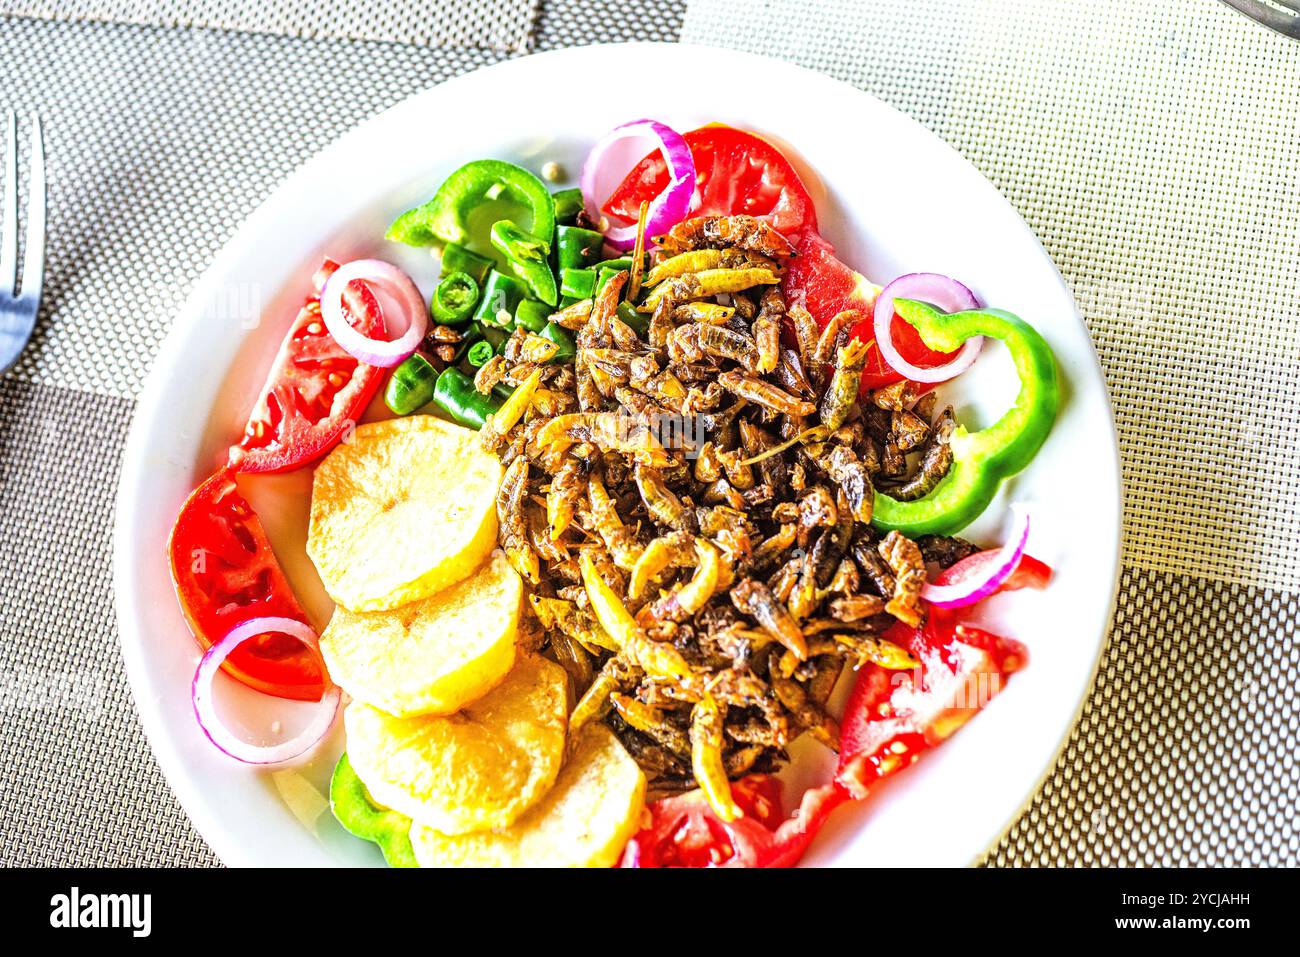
[0,0,540,51]
[682,0,1300,866]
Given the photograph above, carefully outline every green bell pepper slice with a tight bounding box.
[329,753,418,868]
[384,353,439,416]
[552,187,585,226]
[491,220,558,306]
[514,298,553,334]
[433,366,502,430]
[554,225,605,271]
[872,299,1060,536]
[560,267,597,301]
[430,270,480,326]
[387,159,556,253]
[439,243,494,285]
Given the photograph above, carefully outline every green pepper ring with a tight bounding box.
[386,159,556,255]
[871,298,1060,537]
[430,271,480,326]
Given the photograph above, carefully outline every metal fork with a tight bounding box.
[1221,0,1300,38]
[0,110,45,375]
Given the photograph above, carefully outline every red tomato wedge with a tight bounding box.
[602,125,818,238]
[229,259,386,474]
[620,774,845,868]
[782,230,957,392]
[836,618,1025,798]
[168,470,325,701]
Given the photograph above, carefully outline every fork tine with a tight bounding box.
[0,109,16,297]
[21,116,45,301]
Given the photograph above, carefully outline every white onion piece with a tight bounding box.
[192,616,340,766]
[580,119,696,251]
[921,505,1030,609]
[319,259,427,368]
[874,272,983,383]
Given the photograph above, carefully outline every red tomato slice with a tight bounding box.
[230,259,386,474]
[620,774,845,868]
[836,617,1025,798]
[782,230,957,392]
[933,551,1053,594]
[168,470,325,701]
[602,125,818,238]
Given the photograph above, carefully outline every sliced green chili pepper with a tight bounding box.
[329,753,417,868]
[384,353,439,416]
[554,225,606,271]
[552,187,585,226]
[466,339,495,368]
[560,267,597,300]
[480,323,508,353]
[540,321,576,364]
[490,220,558,306]
[450,320,485,364]
[433,366,501,430]
[616,300,649,337]
[872,299,1060,536]
[515,299,553,334]
[440,243,493,285]
[472,269,529,327]
[594,256,635,272]
[430,271,480,326]
[387,159,556,253]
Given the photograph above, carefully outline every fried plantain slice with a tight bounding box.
[345,654,568,835]
[320,551,520,717]
[409,725,645,868]
[307,416,502,612]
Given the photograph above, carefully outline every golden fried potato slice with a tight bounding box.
[319,551,521,717]
[345,654,568,835]
[307,416,502,612]
[410,725,646,868]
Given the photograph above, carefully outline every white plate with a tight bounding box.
[114,42,1121,868]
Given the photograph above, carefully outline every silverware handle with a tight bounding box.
[1221,0,1300,38]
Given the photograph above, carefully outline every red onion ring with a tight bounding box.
[581,119,696,251]
[921,505,1030,609]
[874,272,983,383]
[320,259,427,368]
[192,616,340,766]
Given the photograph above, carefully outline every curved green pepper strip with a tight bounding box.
[329,753,417,868]
[386,159,556,255]
[552,187,585,226]
[871,298,1060,536]
[491,220,558,306]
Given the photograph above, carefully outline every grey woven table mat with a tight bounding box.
[0,0,541,52]
[1,0,1295,868]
